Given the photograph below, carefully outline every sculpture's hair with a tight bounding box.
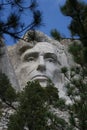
[16,30,64,56]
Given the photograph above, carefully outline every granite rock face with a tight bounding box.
[0,40,20,91]
[0,30,75,129]
[8,31,74,100]
[7,30,73,90]
[0,30,75,99]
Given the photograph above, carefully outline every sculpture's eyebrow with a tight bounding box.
[44,53,57,60]
[44,53,61,65]
[22,52,39,60]
[19,45,33,55]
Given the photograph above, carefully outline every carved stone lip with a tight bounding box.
[31,75,48,81]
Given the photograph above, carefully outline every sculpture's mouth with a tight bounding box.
[31,75,48,81]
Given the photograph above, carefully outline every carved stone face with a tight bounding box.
[16,42,62,89]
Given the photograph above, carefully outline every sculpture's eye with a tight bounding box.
[26,57,35,61]
[44,53,57,64]
[24,56,36,62]
[23,52,38,62]
[47,58,56,63]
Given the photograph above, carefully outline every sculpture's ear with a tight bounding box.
[19,45,32,55]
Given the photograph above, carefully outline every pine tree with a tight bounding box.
[51,0,87,130]
[7,81,68,130]
[0,72,17,103]
[50,29,63,41]
[0,0,42,43]
[60,0,87,46]
[0,72,17,127]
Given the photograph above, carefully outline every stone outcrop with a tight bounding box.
[0,40,20,91]
[7,30,74,89]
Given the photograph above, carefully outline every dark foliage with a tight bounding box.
[0,0,42,42]
[50,29,63,41]
[7,81,68,130]
[0,72,17,104]
[51,0,87,129]
[60,0,87,46]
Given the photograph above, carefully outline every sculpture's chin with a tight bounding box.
[32,79,48,87]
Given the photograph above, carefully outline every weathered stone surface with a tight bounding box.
[7,31,74,99]
[0,30,75,129]
[0,30,75,92]
[0,41,20,91]
[7,31,70,89]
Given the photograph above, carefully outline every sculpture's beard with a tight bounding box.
[30,75,49,87]
[17,71,50,89]
[38,80,48,88]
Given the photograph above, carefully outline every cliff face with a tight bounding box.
[7,31,75,91]
[0,31,75,129]
[0,31,75,92]
[0,42,20,91]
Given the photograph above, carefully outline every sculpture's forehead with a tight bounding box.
[26,42,57,54]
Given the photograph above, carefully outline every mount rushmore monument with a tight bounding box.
[0,30,76,129]
[0,30,74,98]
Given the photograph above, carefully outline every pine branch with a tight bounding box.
[15,0,38,10]
[1,22,35,40]
[0,1,12,6]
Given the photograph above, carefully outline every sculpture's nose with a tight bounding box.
[37,56,46,72]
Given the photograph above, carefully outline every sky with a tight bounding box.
[37,0,87,37]
[37,0,71,37]
[5,0,87,45]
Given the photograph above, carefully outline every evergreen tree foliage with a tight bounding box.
[50,29,63,41]
[0,72,17,125]
[60,1,87,130]
[51,0,87,129]
[7,81,68,130]
[0,37,4,57]
[60,0,87,47]
[0,0,42,43]
[61,65,87,130]
[0,72,17,103]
